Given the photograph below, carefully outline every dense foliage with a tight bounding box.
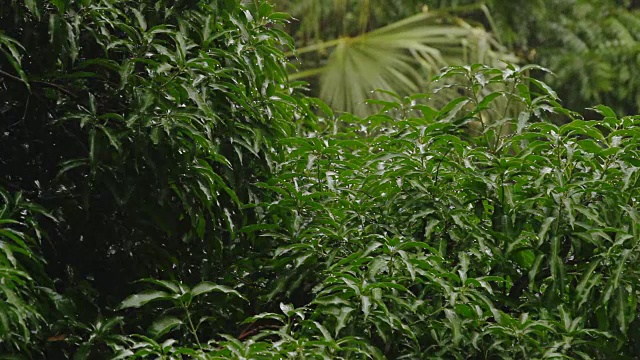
[1,1,640,359]
[1,0,304,356]
[454,0,640,116]
[511,0,640,116]
[255,65,640,358]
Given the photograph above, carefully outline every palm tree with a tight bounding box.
[278,1,514,115]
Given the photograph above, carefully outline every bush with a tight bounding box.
[0,0,303,356]
[112,65,640,359]
[0,188,52,356]
[236,64,640,358]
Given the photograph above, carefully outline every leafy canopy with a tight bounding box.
[1,0,305,356]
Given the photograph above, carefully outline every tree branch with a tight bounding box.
[0,69,79,99]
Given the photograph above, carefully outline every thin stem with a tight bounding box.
[0,68,79,98]
[184,306,202,349]
[496,80,516,148]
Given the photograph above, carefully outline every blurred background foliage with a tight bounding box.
[276,0,640,116]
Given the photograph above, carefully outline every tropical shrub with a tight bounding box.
[111,65,640,359]
[0,0,304,356]
[238,64,639,358]
[0,188,53,356]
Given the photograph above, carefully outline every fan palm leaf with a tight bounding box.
[288,10,513,115]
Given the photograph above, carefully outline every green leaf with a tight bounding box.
[0,241,17,268]
[149,316,182,338]
[50,0,68,13]
[24,0,40,18]
[575,260,601,310]
[528,253,545,292]
[477,92,502,111]
[131,9,147,31]
[0,34,30,90]
[312,321,333,341]
[139,279,182,294]
[550,234,565,294]
[191,282,245,300]
[529,78,558,99]
[118,291,171,309]
[537,217,555,247]
[445,308,462,346]
[74,343,91,360]
[437,97,471,123]
[361,295,371,319]
[269,12,291,21]
[590,105,617,119]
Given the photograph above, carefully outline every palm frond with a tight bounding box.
[293,12,513,115]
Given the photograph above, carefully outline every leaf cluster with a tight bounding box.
[0,0,305,356]
[246,64,640,358]
[94,64,640,359]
